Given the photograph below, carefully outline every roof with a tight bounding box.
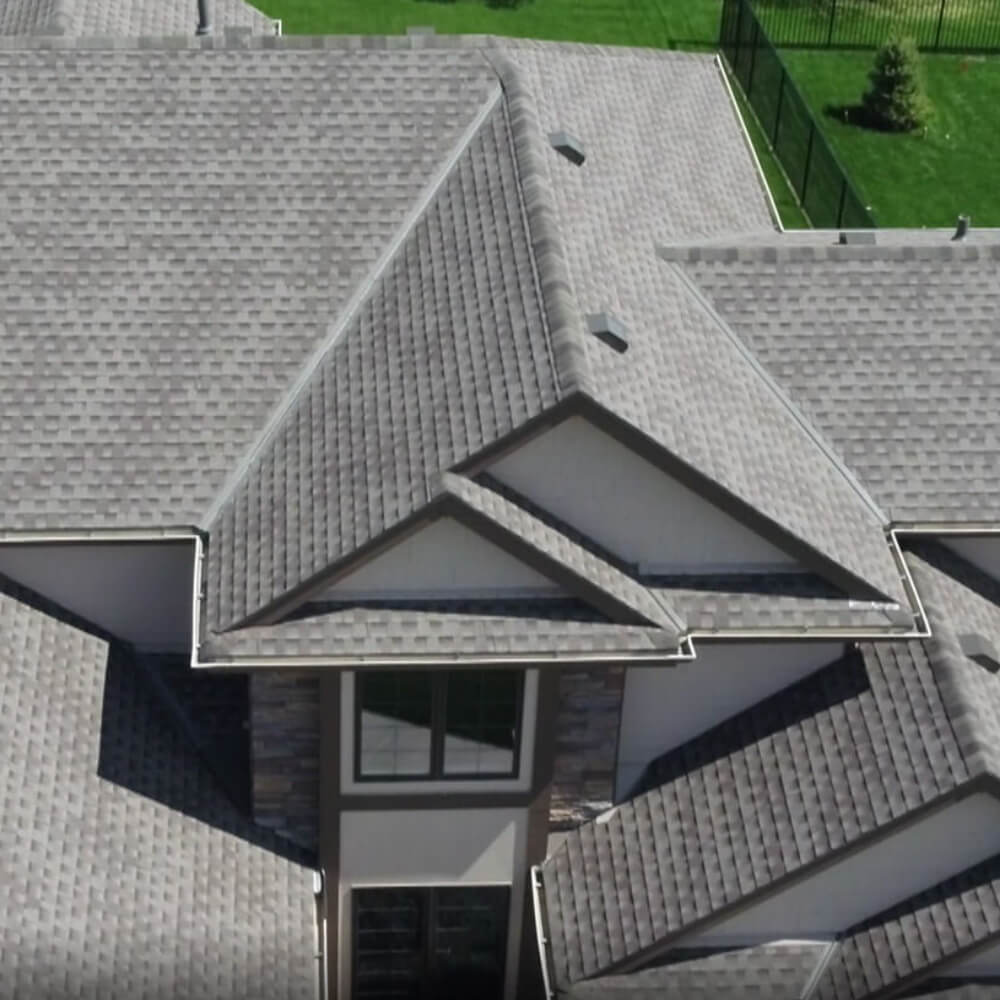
[540,638,972,986]
[0,37,498,533]
[561,942,828,998]
[0,573,315,998]
[0,0,273,36]
[813,854,1000,1000]
[666,234,1000,522]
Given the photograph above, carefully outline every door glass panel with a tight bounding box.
[430,887,509,1000]
[353,889,424,999]
[442,671,520,776]
[358,671,433,777]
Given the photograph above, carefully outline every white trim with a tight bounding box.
[200,85,505,528]
[340,670,539,796]
[530,865,555,999]
[714,52,784,233]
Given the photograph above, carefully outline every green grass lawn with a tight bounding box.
[257,0,720,47]
[781,49,1000,226]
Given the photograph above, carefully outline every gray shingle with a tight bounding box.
[560,942,827,998]
[542,638,972,986]
[495,45,908,609]
[0,43,498,534]
[0,575,315,999]
[813,856,1000,1000]
[675,240,1000,522]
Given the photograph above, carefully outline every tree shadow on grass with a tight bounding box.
[824,102,881,129]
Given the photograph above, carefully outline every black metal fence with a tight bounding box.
[751,0,1000,51]
[721,0,876,227]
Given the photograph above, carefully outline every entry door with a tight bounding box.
[353,886,510,1000]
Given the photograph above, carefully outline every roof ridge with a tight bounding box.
[659,240,1000,263]
[198,82,504,530]
[484,50,593,397]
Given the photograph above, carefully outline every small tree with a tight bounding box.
[862,34,932,132]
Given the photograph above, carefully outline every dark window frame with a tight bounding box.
[352,885,511,1000]
[353,669,525,783]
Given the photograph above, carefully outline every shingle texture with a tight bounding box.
[814,855,1000,1000]
[541,639,971,986]
[674,239,1000,521]
[494,45,906,608]
[205,92,557,629]
[0,0,273,36]
[0,576,315,999]
[0,43,497,533]
[561,942,827,998]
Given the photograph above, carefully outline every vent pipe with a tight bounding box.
[586,312,629,353]
[548,131,586,166]
[953,214,970,240]
[959,632,1000,671]
[196,0,212,35]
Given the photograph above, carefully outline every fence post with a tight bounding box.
[747,17,760,97]
[933,0,946,50]
[826,0,837,47]
[835,179,848,228]
[772,67,786,145]
[800,121,816,203]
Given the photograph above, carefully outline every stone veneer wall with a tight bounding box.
[548,666,624,830]
[249,671,321,851]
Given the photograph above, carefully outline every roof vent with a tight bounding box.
[959,632,1000,672]
[838,230,876,245]
[196,0,211,34]
[548,131,586,166]
[586,312,628,353]
[953,214,971,240]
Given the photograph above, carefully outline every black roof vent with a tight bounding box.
[959,632,1000,672]
[953,214,971,240]
[586,312,628,353]
[838,230,876,245]
[549,131,586,166]
[196,0,211,34]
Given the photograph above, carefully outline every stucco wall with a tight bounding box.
[0,540,193,651]
[944,537,1000,584]
[615,642,844,798]
[321,517,558,599]
[339,807,529,1000]
[490,417,795,572]
[685,794,1000,945]
[249,670,320,851]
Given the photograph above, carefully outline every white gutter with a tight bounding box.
[0,528,199,543]
[714,52,784,233]
[530,865,556,1000]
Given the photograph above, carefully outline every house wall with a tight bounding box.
[319,517,559,599]
[0,540,193,651]
[615,642,844,798]
[943,537,1000,584]
[338,807,530,1000]
[549,665,624,830]
[684,793,1000,945]
[250,671,321,850]
[490,416,795,572]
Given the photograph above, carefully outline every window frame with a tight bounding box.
[353,669,525,783]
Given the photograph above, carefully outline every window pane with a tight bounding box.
[431,887,509,1000]
[358,671,433,778]
[354,889,424,999]
[442,671,521,776]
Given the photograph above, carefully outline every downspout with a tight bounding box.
[530,865,556,1000]
[313,870,327,1000]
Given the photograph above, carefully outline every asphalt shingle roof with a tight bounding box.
[492,45,907,609]
[561,942,827,998]
[0,575,314,999]
[0,0,273,36]
[814,855,1000,1000]
[541,637,972,986]
[670,239,1000,522]
[0,39,498,534]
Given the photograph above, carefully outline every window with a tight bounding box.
[356,670,523,781]
[353,886,509,1000]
